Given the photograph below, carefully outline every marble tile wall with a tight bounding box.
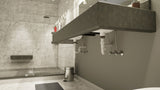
[57,0,98,70]
[58,44,75,70]
[57,0,78,70]
[0,0,59,70]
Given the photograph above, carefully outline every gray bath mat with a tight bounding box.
[35,82,63,90]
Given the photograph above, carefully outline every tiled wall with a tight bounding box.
[57,0,98,70]
[57,0,76,70]
[0,0,58,70]
[58,44,75,70]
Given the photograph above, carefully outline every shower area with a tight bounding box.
[0,0,75,79]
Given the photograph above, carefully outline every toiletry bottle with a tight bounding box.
[54,26,57,32]
[132,0,140,8]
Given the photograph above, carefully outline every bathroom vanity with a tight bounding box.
[0,75,103,90]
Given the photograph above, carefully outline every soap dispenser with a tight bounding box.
[63,67,74,82]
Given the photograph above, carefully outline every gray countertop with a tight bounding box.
[0,75,103,90]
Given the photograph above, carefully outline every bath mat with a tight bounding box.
[35,82,64,90]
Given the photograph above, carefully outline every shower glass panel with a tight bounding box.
[0,0,65,79]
